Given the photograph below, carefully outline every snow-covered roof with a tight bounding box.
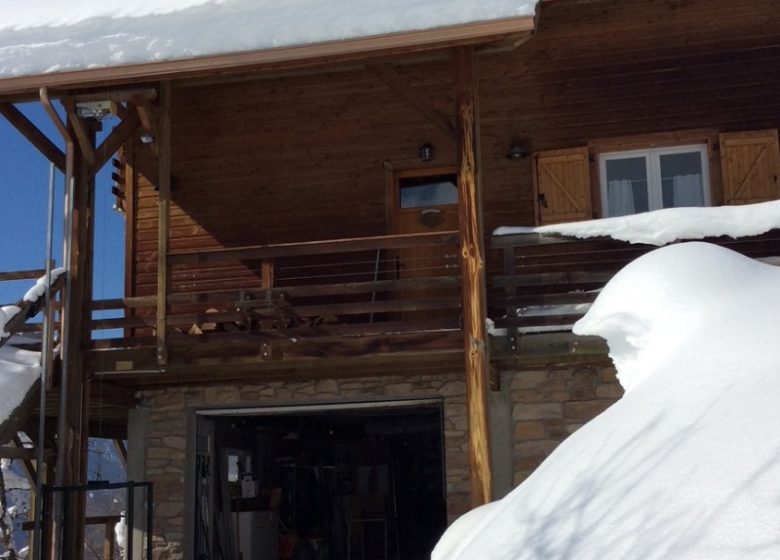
[436,242,780,559]
[494,199,780,246]
[0,0,538,87]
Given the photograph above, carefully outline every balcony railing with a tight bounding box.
[489,229,780,334]
[89,231,463,374]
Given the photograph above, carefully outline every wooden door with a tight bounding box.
[389,168,459,319]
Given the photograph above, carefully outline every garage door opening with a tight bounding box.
[194,400,447,560]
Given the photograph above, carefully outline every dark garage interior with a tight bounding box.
[194,401,447,560]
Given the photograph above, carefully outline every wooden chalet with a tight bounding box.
[1,0,780,558]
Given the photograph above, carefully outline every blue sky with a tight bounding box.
[0,102,125,305]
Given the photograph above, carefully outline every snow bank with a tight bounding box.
[0,345,40,428]
[434,242,780,560]
[494,199,780,246]
[0,0,537,78]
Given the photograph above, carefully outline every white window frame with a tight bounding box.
[599,144,711,217]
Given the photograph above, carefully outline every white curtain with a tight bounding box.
[672,173,703,207]
[607,179,635,216]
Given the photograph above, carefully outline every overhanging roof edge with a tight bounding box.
[0,16,534,100]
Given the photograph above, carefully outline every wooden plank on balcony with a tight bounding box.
[168,230,459,265]
[94,349,465,386]
[491,232,581,248]
[88,318,461,351]
[492,269,617,288]
[88,332,464,380]
[493,314,586,329]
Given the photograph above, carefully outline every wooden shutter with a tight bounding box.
[533,147,592,225]
[719,129,780,205]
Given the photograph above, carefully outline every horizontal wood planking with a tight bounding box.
[128,0,780,333]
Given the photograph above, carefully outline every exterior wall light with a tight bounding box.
[418,143,434,162]
[506,142,529,160]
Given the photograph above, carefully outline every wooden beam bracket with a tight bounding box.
[88,109,141,177]
[0,102,66,171]
[368,63,455,137]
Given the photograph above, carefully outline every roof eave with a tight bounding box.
[0,16,534,100]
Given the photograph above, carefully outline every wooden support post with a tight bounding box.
[261,260,274,290]
[157,81,172,366]
[454,46,492,507]
[54,114,95,560]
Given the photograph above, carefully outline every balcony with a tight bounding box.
[88,231,464,383]
[488,228,780,368]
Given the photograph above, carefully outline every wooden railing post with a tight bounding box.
[454,45,493,507]
[157,81,172,366]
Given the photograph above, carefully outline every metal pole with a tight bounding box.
[34,162,57,560]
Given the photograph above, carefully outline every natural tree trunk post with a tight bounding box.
[454,45,493,507]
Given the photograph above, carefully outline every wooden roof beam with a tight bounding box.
[70,87,157,104]
[88,108,140,177]
[61,97,97,167]
[0,102,66,172]
[368,62,455,137]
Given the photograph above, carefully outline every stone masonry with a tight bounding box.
[136,372,471,560]
[503,363,623,485]
[134,364,622,559]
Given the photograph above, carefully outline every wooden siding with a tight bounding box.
[129,0,780,297]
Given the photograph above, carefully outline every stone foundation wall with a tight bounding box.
[136,372,471,560]
[502,364,624,485]
[134,364,623,559]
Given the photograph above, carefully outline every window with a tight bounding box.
[398,173,458,209]
[599,145,710,217]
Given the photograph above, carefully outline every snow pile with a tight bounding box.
[115,513,127,558]
[0,346,40,427]
[494,199,780,246]
[0,0,538,78]
[434,242,780,560]
[0,307,20,339]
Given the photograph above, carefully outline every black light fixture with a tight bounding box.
[418,143,434,162]
[506,141,529,160]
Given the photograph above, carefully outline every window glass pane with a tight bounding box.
[399,174,458,209]
[605,157,648,216]
[660,152,705,208]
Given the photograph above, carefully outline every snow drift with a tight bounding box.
[434,242,780,560]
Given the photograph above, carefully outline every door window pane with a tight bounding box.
[604,157,649,216]
[399,174,458,209]
[660,152,705,208]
